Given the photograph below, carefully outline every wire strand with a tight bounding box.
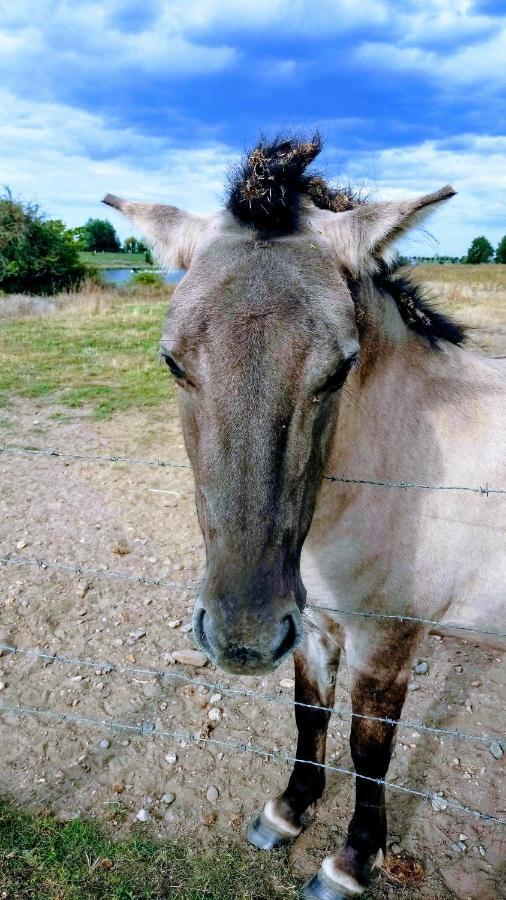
[2,444,504,495]
[0,642,499,746]
[2,554,504,640]
[0,701,502,826]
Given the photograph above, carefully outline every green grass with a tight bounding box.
[79,252,155,270]
[0,803,299,899]
[0,286,176,418]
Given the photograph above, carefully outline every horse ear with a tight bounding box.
[323,186,456,276]
[102,195,210,270]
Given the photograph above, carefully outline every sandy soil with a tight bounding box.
[0,394,504,900]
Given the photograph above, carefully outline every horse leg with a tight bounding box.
[247,630,340,850]
[303,630,417,899]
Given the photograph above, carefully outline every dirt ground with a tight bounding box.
[0,389,504,900]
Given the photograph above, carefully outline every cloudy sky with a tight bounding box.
[0,0,504,255]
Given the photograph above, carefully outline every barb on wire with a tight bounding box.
[324,474,506,495]
[2,553,504,640]
[0,555,194,593]
[0,445,191,470]
[308,602,506,639]
[0,701,503,826]
[2,444,505,496]
[1,642,500,746]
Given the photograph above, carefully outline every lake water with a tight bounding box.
[102,268,184,285]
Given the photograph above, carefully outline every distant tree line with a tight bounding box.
[396,234,506,267]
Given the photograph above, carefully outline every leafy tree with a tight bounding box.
[82,218,121,252]
[495,235,506,264]
[68,226,90,249]
[464,236,494,264]
[124,236,141,254]
[0,190,87,295]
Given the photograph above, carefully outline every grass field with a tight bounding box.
[0,803,298,899]
[79,252,155,270]
[0,283,175,418]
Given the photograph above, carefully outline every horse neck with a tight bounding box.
[324,277,445,483]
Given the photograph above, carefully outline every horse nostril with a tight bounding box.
[273,613,299,661]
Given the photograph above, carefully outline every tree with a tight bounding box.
[0,190,87,295]
[495,235,506,264]
[464,236,494,264]
[124,236,141,254]
[82,218,121,252]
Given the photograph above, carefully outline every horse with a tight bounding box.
[104,135,505,899]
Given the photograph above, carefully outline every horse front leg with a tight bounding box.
[303,629,418,899]
[247,628,341,850]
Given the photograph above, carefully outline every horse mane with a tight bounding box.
[227,135,465,348]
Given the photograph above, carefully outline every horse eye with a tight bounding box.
[160,351,185,379]
[321,353,359,393]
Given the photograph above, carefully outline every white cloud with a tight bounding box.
[334,134,506,255]
[357,23,506,87]
[0,90,237,238]
[0,86,503,256]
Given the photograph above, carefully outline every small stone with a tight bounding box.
[459,834,467,842]
[414,661,429,675]
[457,841,467,852]
[489,740,503,760]
[164,752,177,765]
[390,843,402,857]
[431,794,447,812]
[470,680,481,687]
[217,752,224,761]
[168,619,181,629]
[76,582,89,599]
[180,623,193,633]
[452,758,460,766]
[479,846,486,857]
[408,682,420,691]
[206,785,219,803]
[136,808,150,822]
[0,682,5,692]
[99,739,110,750]
[171,650,207,667]
[279,678,295,689]
[112,783,125,793]
[161,793,175,805]
[208,707,221,722]
[16,540,28,550]
[96,682,104,691]
[129,628,146,641]
[210,693,222,704]
[450,842,464,854]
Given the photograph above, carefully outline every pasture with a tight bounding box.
[0,266,505,899]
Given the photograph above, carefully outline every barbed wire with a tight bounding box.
[0,445,191,470]
[1,642,500,746]
[0,701,503,826]
[0,555,193,593]
[2,444,505,495]
[2,554,504,640]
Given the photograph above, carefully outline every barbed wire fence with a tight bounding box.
[1,442,505,829]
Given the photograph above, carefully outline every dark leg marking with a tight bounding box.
[303,627,420,898]
[247,631,340,850]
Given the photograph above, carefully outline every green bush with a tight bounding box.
[0,190,87,295]
[130,270,165,286]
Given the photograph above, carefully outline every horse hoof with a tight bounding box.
[300,874,349,900]
[246,812,297,851]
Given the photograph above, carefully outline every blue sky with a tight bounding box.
[0,0,505,255]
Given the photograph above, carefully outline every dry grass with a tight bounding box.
[406,264,506,356]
